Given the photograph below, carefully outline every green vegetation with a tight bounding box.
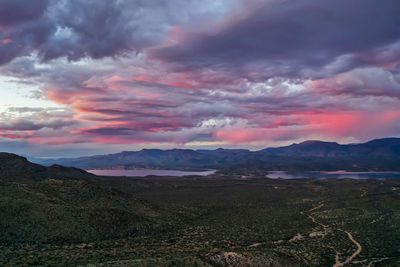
[1,175,400,266]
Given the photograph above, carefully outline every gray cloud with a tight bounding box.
[0,119,75,131]
[0,0,49,26]
[0,0,236,64]
[311,67,400,99]
[152,0,400,80]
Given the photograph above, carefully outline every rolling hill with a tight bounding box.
[0,153,166,251]
[0,152,94,183]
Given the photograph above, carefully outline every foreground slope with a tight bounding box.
[0,155,168,249]
[0,179,161,245]
[1,173,400,266]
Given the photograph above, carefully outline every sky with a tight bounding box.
[1,0,400,157]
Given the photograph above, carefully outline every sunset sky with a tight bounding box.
[1,0,400,157]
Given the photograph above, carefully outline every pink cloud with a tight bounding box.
[2,38,12,44]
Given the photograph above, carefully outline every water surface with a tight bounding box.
[87,169,216,177]
[266,171,400,179]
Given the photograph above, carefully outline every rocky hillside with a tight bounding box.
[0,153,94,183]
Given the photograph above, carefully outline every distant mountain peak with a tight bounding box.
[297,140,339,145]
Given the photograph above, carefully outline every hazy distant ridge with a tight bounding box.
[33,138,400,172]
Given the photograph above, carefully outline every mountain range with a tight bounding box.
[33,138,400,172]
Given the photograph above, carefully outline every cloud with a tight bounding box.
[0,106,77,141]
[0,0,400,156]
[0,0,49,26]
[2,51,400,151]
[0,0,237,64]
[151,0,400,80]
[0,119,76,131]
[311,67,400,99]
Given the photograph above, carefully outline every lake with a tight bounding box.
[266,171,400,179]
[87,169,216,177]
[87,169,400,179]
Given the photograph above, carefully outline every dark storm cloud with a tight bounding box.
[152,0,400,79]
[0,0,49,26]
[0,0,53,65]
[39,0,148,61]
[0,0,234,64]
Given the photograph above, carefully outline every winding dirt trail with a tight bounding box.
[308,214,328,228]
[333,230,362,267]
[304,203,363,267]
[360,189,368,197]
[344,231,362,263]
[309,203,325,212]
[306,203,329,229]
[366,257,391,266]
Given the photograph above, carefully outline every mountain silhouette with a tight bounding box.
[33,138,400,172]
